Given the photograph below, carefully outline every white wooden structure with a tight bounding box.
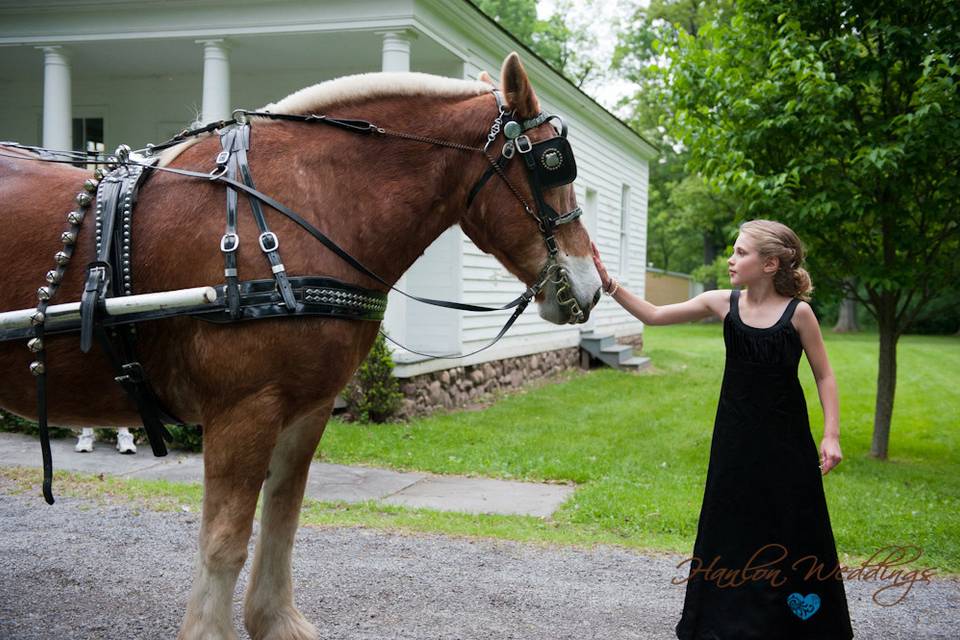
[0,0,657,377]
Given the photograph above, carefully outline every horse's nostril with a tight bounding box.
[593,287,602,305]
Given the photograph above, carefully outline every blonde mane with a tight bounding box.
[158,72,491,166]
[263,71,491,114]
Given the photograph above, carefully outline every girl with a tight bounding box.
[592,220,853,639]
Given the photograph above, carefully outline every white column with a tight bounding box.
[379,30,416,73]
[379,29,417,354]
[38,46,72,151]
[197,39,230,123]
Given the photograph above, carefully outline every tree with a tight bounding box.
[615,1,737,282]
[658,0,960,458]
[474,0,599,87]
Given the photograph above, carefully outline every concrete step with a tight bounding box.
[579,332,650,373]
[579,331,615,350]
[620,356,652,371]
[600,344,634,364]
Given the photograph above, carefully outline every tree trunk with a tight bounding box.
[833,278,860,332]
[871,295,898,459]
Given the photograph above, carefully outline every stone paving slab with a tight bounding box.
[383,474,573,517]
[0,431,574,517]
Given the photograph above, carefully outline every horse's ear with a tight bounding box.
[500,52,539,118]
[478,70,496,87]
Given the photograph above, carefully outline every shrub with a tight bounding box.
[344,331,403,423]
[166,424,203,452]
[0,409,73,439]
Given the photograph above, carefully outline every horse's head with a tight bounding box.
[460,53,602,325]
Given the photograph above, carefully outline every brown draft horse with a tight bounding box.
[0,53,601,639]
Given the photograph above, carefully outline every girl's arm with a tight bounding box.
[612,287,726,325]
[794,302,843,475]
[591,242,726,325]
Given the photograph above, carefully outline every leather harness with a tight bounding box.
[0,89,586,504]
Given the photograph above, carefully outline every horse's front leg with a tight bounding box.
[243,403,333,640]
[178,389,284,640]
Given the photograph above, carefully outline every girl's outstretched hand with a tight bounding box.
[591,241,611,291]
[819,436,842,475]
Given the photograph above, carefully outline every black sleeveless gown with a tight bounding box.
[675,289,854,639]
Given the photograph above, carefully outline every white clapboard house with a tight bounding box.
[0,0,657,396]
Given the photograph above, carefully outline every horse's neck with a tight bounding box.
[267,96,489,288]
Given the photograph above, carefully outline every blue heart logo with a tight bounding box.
[787,592,820,620]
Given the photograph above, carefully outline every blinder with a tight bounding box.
[527,135,577,189]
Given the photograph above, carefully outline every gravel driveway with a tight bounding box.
[0,491,957,639]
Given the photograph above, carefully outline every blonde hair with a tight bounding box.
[738,219,813,301]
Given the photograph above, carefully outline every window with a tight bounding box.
[72,117,104,168]
[619,184,631,280]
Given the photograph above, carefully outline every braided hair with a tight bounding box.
[739,220,813,301]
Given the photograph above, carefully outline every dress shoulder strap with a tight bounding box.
[782,297,802,325]
[728,289,741,321]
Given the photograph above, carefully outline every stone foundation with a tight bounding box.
[395,346,582,419]
[341,332,645,421]
[618,332,644,350]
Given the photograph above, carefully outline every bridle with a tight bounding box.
[466,89,587,326]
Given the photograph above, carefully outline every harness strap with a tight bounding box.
[33,320,54,504]
[234,124,298,310]
[465,152,509,210]
[94,327,172,456]
[520,150,559,256]
[80,163,175,458]
[220,129,242,319]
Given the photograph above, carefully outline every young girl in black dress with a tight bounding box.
[592,219,854,639]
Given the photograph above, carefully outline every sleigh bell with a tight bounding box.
[83,178,98,193]
[61,231,77,246]
[67,210,84,225]
[75,192,92,207]
[29,361,45,376]
[27,337,44,352]
[45,270,61,284]
[37,286,52,301]
[54,251,71,266]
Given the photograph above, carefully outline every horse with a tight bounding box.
[0,52,602,640]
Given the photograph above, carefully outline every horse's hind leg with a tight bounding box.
[243,403,332,640]
[178,389,284,640]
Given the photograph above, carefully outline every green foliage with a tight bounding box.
[345,331,403,423]
[907,286,960,335]
[615,1,738,283]
[474,0,598,86]
[658,0,960,328]
[166,424,203,452]
[0,409,73,439]
[474,0,538,42]
[691,253,732,290]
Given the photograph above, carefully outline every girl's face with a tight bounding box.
[728,234,776,287]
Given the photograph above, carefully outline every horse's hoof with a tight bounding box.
[247,606,318,640]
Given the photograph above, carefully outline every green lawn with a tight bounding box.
[317,323,960,574]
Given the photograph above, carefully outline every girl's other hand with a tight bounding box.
[819,436,842,475]
[591,241,611,290]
